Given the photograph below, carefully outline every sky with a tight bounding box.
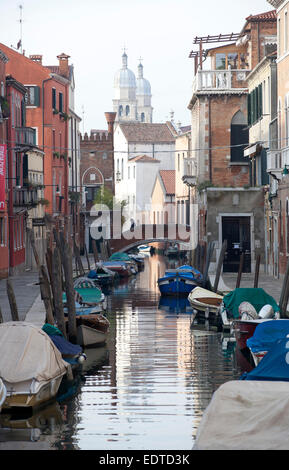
[1,0,274,134]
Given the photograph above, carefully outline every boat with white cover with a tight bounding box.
[0,322,69,409]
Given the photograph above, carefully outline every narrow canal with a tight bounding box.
[0,253,246,450]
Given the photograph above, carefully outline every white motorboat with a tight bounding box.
[0,322,70,409]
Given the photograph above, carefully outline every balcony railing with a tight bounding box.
[13,187,38,207]
[192,68,250,94]
[15,127,36,150]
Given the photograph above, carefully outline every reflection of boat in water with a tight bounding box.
[81,346,109,374]
[158,296,192,313]
[0,402,63,450]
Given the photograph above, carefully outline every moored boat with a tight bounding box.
[158,265,203,296]
[41,323,86,366]
[219,287,280,336]
[188,286,223,327]
[75,313,110,347]
[246,319,289,366]
[194,380,289,450]
[138,244,151,253]
[0,322,69,409]
[102,261,131,278]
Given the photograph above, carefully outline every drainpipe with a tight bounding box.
[42,77,52,212]
[208,96,212,181]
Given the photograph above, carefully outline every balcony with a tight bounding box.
[192,68,250,95]
[266,148,289,181]
[182,159,197,186]
[13,187,38,207]
[14,127,36,152]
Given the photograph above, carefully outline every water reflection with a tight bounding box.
[0,253,244,450]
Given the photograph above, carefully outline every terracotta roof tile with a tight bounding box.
[246,10,276,22]
[129,154,160,163]
[159,170,175,195]
[119,122,175,143]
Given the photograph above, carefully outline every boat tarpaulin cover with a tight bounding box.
[222,288,279,319]
[241,337,289,382]
[0,322,69,383]
[194,380,289,450]
[247,319,289,353]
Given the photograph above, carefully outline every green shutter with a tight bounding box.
[248,93,251,126]
[52,88,56,109]
[258,84,263,119]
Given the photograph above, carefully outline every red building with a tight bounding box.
[0,44,70,230]
[0,49,9,278]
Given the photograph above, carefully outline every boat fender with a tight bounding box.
[258,304,274,319]
[238,302,258,320]
[78,353,87,364]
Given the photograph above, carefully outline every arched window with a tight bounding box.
[230,110,249,162]
[125,105,130,116]
[141,112,145,122]
[119,105,123,117]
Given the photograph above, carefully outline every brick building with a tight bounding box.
[0,49,9,278]
[79,112,116,253]
[187,10,277,272]
[0,44,71,236]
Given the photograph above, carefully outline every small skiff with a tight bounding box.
[75,314,110,348]
[188,286,223,313]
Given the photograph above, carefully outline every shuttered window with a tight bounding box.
[247,83,263,126]
[25,86,40,106]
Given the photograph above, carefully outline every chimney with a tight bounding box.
[57,53,70,78]
[105,112,117,135]
[29,54,43,65]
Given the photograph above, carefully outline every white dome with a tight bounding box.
[114,52,136,89]
[136,62,151,96]
[136,77,151,96]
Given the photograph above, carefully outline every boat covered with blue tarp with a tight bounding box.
[241,336,289,382]
[157,265,203,296]
[247,319,289,355]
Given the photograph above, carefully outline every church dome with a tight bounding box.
[136,62,151,96]
[114,52,136,89]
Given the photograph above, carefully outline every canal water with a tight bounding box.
[0,253,246,451]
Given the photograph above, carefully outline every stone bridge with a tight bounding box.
[108,224,192,253]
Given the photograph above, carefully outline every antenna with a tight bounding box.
[11,4,23,53]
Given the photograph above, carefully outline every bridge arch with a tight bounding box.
[108,224,192,253]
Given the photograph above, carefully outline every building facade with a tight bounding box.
[79,112,116,253]
[187,10,277,272]
[114,121,175,226]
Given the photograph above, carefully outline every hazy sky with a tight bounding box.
[1,0,273,133]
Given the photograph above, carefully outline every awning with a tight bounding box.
[243,142,263,158]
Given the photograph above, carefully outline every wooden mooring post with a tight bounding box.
[253,254,261,288]
[6,279,19,321]
[279,256,289,317]
[51,246,67,338]
[60,231,77,343]
[236,252,245,288]
[213,240,227,293]
[27,228,54,325]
